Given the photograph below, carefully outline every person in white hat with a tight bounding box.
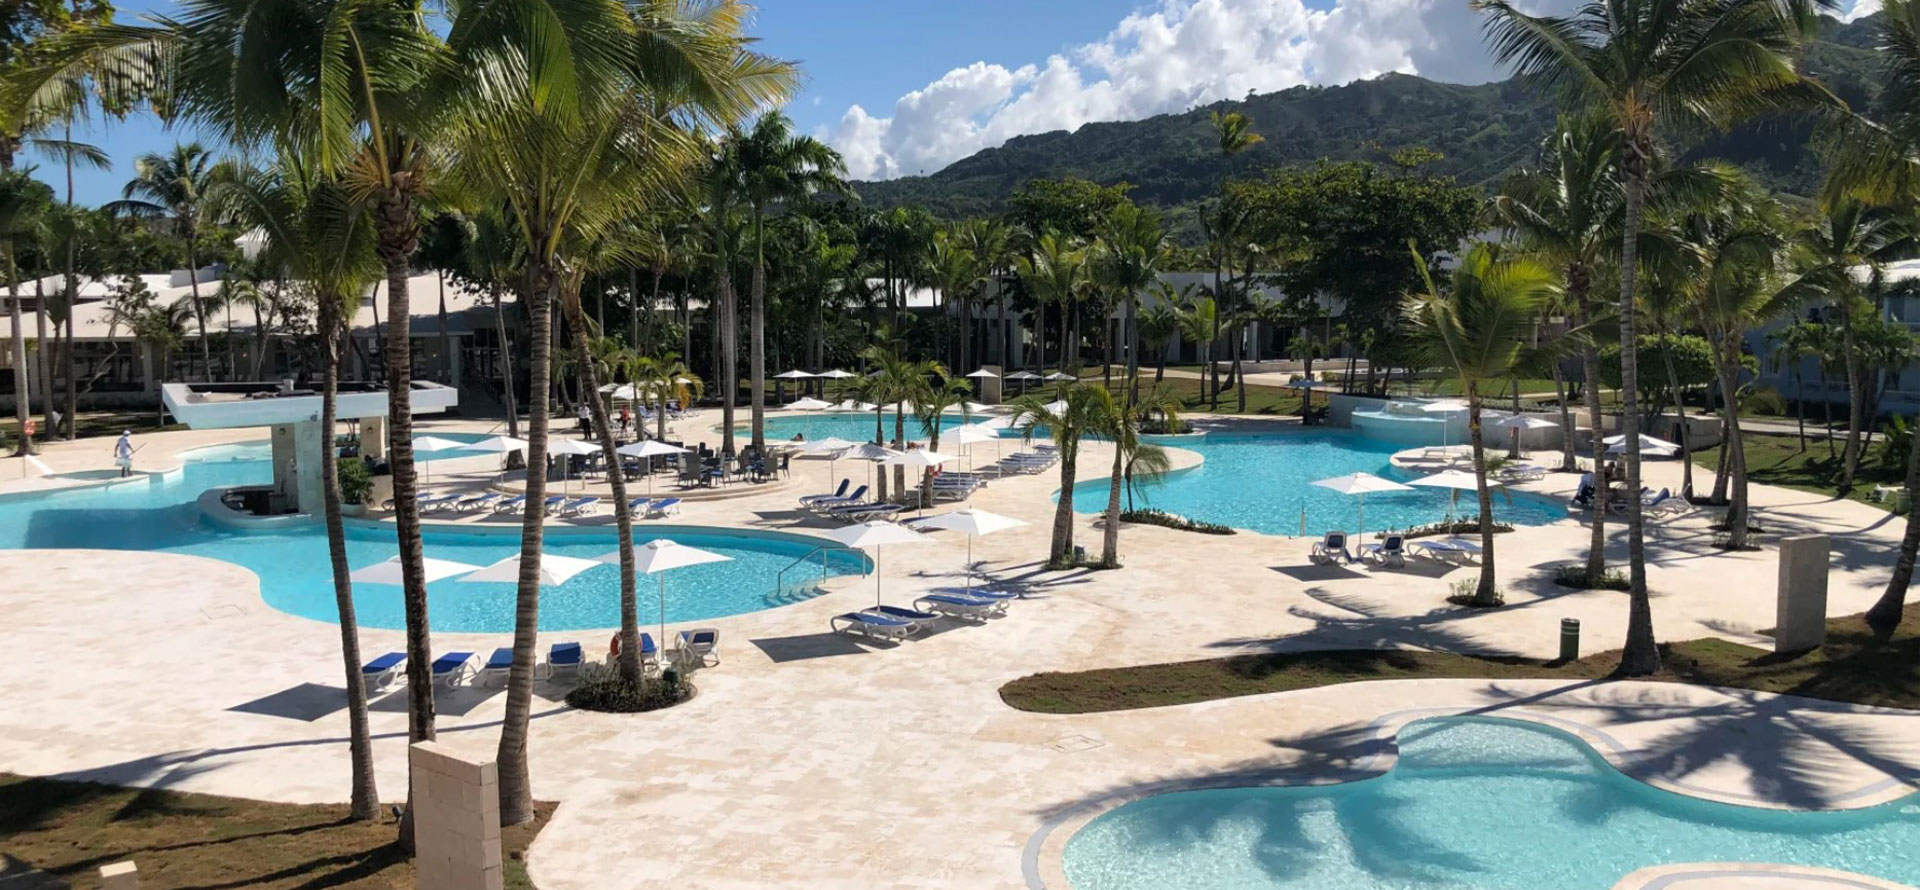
[113,431,135,477]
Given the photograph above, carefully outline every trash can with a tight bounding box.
[1559,618,1580,661]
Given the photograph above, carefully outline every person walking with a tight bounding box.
[113,431,135,477]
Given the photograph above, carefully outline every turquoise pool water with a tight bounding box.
[1070,432,1564,536]
[0,445,860,633]
[1062,717,1920,890]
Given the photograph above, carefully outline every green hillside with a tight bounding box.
[853,15,1886,226]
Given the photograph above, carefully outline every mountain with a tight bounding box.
[851,15,1886,227]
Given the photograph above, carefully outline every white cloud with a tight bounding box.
[1842,0,1881,21]
[827,0,1546,180]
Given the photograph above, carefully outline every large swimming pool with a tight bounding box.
[0,443,861,633]
[1070,432,1564,536]
[1061,717,1920,890]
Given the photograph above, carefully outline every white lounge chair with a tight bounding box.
[677,628,720,667]
[1310,531,1354,565]
[1358,534,1408,568]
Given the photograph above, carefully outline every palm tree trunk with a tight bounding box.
[1051,442,1077,567]
[1865,407,1920,642]
[750,215,767,455]
[1614,159,1658,677]
[1552,363,1576,471]
[1573,268,1608,580]
[561,284,641,682]
[494,284,522,441]
[319,297,380,820]
[892,406,906,495]
[9,251,36,456]
[1794,367,1807,451]
[1659,325,1695,498]
[719,267,738,455]
[1716,357,1749,549]
[495,259,554,828]
[1102,441,1123,566]
[1468,381,1498,606]
[1233,322,1247,414]
[438,272,454,387]
[1125,296,1141,405]
[1839,297,1865,493]
[36,283,54,441]
[999,288,1011,371]
[186,238,213,381]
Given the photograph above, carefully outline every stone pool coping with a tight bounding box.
[1024,700,1920,890]
[1613,862,1917,890]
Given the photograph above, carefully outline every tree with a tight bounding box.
[736,112,845,455]
[1,169,49,455]
[954,217,1013,369]
[913,371,971,506]
[1403,243,1564,606]
[1096,379,1181,566]
[1016,231,1088,379]
[1137,292,1183,382]
[107,143,215,379]
[1176,294,1218,395]
[1478,0,1834,675]
[1011,382,1108,568]
[928,227,980,372]
[211,156,383,820]
[1094,202,1168,405]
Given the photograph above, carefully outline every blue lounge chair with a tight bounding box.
[1415,537,1484,564]
[361,652,405,692]
[557,496,600,516]
[677,628,719,666]
[927,586,1017,606]
[628,497,655,513]
[494,494,527,512]
[806,484,868,512]
[456,492,500,511]
[431,651,474,688]
[541,495,569,515]
[914,592,1002,618]
[869,604,940,632]
[647,497,681,518]
[480,647,514,684]
[828,502,906,522]
[1359,534,1408,568]
[1310,531,1354,565]
[546,642,584,681]
[831,611,913,640]
[798,479,850,508]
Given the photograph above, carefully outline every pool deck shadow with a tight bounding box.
[225,683,350,723]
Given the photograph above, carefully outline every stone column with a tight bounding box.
[268,419,326,515]
[410,741,504,890]
[1775,534,1830,653]
[359,414,388,461]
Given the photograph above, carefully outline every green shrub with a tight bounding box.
[1446,578,1505,607]
[337,457,373,505]
[1119,508,1236,535]
[1552,564,1630,591]
[564,672,693,713]
[1402,518,1511,539]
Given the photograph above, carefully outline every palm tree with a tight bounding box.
[1176,295,1218,397]
[737,112,845,455]
[1018,232,1088,378]
[107,143,216,379]
[1,170,50,456]
[913,372,972,506]
[1404,243,1565,606]
[1012,382,1107,568]
[634,355,702,441]
[1096,379,1181,565]
[1095,203,1169,405]
[1477,0,1833,675]
[1137,291,1184,383]
[1768,322,1823,451]
[929,228,981,372]
[862,343,939,496]
[210,157,384,820]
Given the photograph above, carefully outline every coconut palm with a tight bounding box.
[634,355,702,441]
[1403,243,1565,607]
[1011,382,1108,568]
[210,157,383,820]
[107,143,216,379]
[912,373,972,506]
[1,170,50,456]
[1094,203,1169,405]
[1017,231,1088,378]
[1096,379,1181,565]
[1477,0,1834,674]
[955,216,1015,369]
[1176,294,1218,396]
[929,228,981,372]
[862,343,939,496]
[1137,290,1185,383]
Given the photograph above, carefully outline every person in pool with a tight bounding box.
[113,431,135,477]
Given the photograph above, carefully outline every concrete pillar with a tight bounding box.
[1775,534,1830,653]
[100,862,139,890]
[360,414,388,461]
[410,741,504,890]
[269,420,326,515]
[141,344,159,396]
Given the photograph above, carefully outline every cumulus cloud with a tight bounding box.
[827,0,1551,181]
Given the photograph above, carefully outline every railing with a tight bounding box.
[772,546,869,602]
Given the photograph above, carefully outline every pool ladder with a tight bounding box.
[772,546,869,603]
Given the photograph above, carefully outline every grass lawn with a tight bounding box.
[1693,432,1907,512]
[1056,368,1307,416]
[0,778,552,889]
[1000,602,1920,714]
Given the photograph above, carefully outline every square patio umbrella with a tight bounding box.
[800,436,858,484]
[412,435,468,484]
[1311,472,1414,540]
[349,555,482,585]
[913,508,1026,592]
[465,435,529,483]
[773,369,814,403]
[618,439,690,496]
[597,539,732,650]
[1408,468,1502,524]
[787,397,832,411]
[848,442,902,489]
[1603,432,1680,456]
[946,424,1000,469]
[964,369,1000,378]
[1419,400,1469,458]
[824,520,930,606]
[1499,414,1560,458]
[882,448,956,513]
[458,552,602,585]
[546,438,602,494]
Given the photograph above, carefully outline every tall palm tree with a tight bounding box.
[1095,203,1168,405]
[1137,292,1184,383]
[634,355,702,441]
[210,157,383,820]
[929,228,981,372]
[1477,0,1834,675]
[1176,295,1218,396]
[737,112,845,454]
[1404,243,1565,607]
[912,372,971,506]
[1096,379,1181,566]
[107,143,216,379]
[1017,231,1087,378]
[1012,382,1106,568]
[1,170,50,456]
[862,343,939,496]
[954,217,1013,370]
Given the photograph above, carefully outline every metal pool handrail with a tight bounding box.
[773,546,868,599]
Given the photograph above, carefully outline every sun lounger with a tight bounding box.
[1414,537,1483,563]
[647,497,681,518]
[806,484,869,512]
[361,651,405,692]
[677,628,719,666]
[541,495,569,515]
[557,496,600,516]
[432,651,475,688]
[628,497,654,513]
[480,647,514,685]
[914,592,1002,618]
[419,493,462,511]
[494,494,527,512]
[869,604,940,632]
[927,586,1018,605]
[1358,534,1408,568]
[1310,531,1354,565]
[798,479,851,507]
[831,611,914,640]
[457,492,501,511]
[545,642,584,681]
[829,502,907,522]
[1496,463,1547,482]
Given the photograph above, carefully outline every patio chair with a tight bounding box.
[360,651,405,693]
[677,628,720,667]
[1358,534,1408,568]
[456,492,501,511]
[545,642,585,682]
[868,604,940,633]
[914,592,1002,619]
[807,484,868,513]
[828,502,906,522]
[646,498,682,518]
[431,651,475,688]
[494,494,528,513]
[480,647,514,685]
[1309,531,1353,565]
[557,496,600,517]
[799,479,850,508]
[541,495,569,515]
[830,611,914,640]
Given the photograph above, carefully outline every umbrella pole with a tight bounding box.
[658,574,667,660]
[966,535,974,592]
[1358,494,1365,542]
[875,548,883,607]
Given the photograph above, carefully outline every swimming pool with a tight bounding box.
[1070,431,1564,536]
[1061,717,1920,890]
[0,445,861,633]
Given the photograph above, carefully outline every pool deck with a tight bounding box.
[1,412,1917,889]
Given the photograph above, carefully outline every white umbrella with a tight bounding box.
[947,423,1002,468]
[1005,371,1041,380]
[800,436,857,483]
[458,553,601,585]
[964,369,1000,379]
[914,508,1026,592]
[411,435,467,483]
[832,399,879,412]
[349,555,481,585]
[824,520,930,605]
[617,439,690,496]
[546,438,602,494]
[1311,472,1415,540]
[1043,371,1075,381]
[598,383,643,401]
[880,449,955,469]
[1409,468,1502,524]
[848,442,901,489]
[1418,400,1469,457]
[941,401,997,415]
[816,369,855,379]
[787,397,832,411]
[1500,413,1561,458]
[773,370,815,379]
[464,435,529,483]
[1042,399,1068,414]
[1603,432,1680,455]
[973,415,1013,431]
[597,539,732,650]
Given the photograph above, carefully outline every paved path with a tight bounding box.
[0,414,1915,889]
